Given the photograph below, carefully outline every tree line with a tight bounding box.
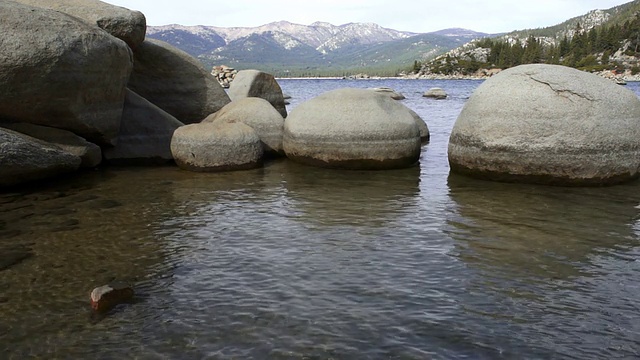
[427,14,640,75]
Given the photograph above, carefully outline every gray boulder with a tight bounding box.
[229,70,287,118]
[128,39,230,124]
[448,64,640,186]
[0,123,101,168]
[0,1,132,146]
[423,87,447,99]
[407,109,430,143]
[0,128,81,187]
[171,122,263,172]
[283,88,421,169]
[13,0,146,50]
[103,89,184,165]
[205,97,285,156]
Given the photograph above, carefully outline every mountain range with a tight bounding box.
[146,22,491,76]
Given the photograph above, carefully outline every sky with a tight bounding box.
[103,0,632,33]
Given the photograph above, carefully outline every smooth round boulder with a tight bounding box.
[0,1,132,146]
[171,122,263,172]
[423,88,447,99]
[14,0,146,50]
[228,70,288,118]
[128,39,231,124]
[283,88,421,169]
[204,97,285,156]
[448,64,640,186]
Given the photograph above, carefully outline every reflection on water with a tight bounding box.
[1,79,640,359]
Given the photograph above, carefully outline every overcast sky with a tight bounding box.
[103,0,631,33]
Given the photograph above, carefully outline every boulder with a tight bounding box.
[228,70,287,118]
[13,0,146,50]
[0,128,81,187]
[448,64,640,186]
[128,39,231,124]
[90,282,134,313]
[369,87,405,100]
[103,89,184,165]
[407,109,430,143]
[283,88,421,169]
[0,123,101,168]
[171,122,263,172]
[0,1,132,146]
[204,97,285,156]
[423,87,447,99]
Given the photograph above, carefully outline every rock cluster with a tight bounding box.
[212,65,238,88]
[448,64,640,186]
[0,0,229,187]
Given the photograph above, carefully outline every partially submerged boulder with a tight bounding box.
[128,39,230,124]
[369,87,405,100]
[1,123,101,168]
[423,87,447,99]
[229,70,288,118]
[0,128,81,187]
[205,97,285,156]
[13,0,146,50]
[103,90,184,165]
[0,1,132,146]
[171,122,263,172]
[283,88,421,169]
[90,282,134,313]
[448,64,640,186]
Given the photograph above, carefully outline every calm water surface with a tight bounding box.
[1,79,640,359]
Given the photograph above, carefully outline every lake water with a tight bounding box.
[1,79,640,359]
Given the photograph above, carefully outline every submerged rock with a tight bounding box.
[448,64,640,186]
[423,87,448,99]
[90,282,134,313]
[283,88,421,170]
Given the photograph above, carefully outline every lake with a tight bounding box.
[1,79,639,359]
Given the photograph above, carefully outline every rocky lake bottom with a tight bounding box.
[1,79,639,359]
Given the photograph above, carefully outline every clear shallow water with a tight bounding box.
[1,79,640,359]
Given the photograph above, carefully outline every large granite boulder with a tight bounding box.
[128,39,230,124]
[103,90,184,165]
[423,88,447,99]
[0,123,101,168]
[13,0,146,50]
[283,88,421,169]
[0,128,81,187]
[228,70,287,118]
[448,64,640,186]
[171,122,263,172]
[204,97,285,156]
[0,1,132,146]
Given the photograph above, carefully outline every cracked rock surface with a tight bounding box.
[448,64,640,186]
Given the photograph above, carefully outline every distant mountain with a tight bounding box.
[146,21,490,76]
